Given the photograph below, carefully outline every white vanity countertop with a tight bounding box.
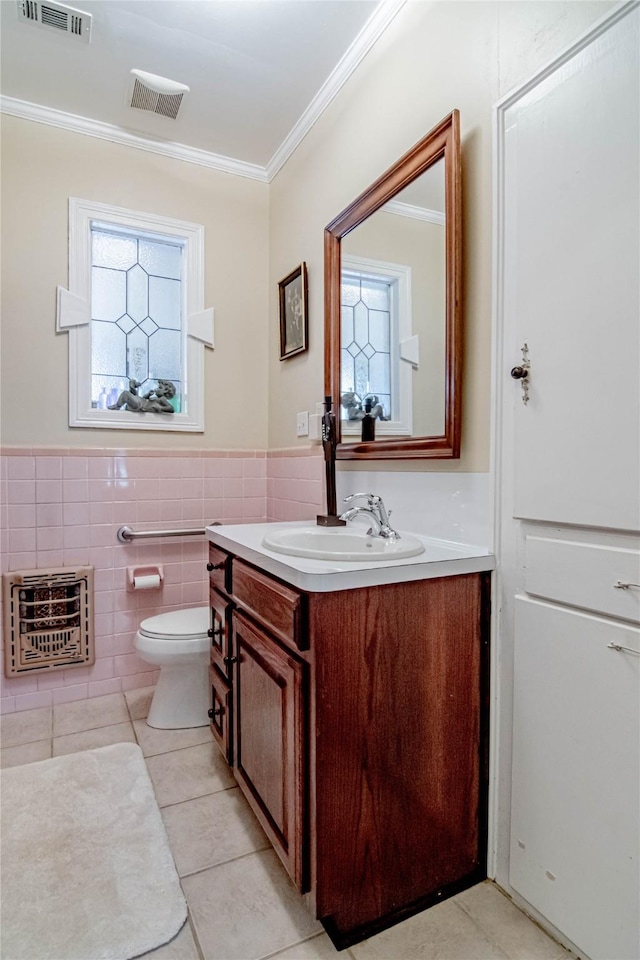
[206,522,495,593]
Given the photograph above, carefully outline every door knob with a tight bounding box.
[512,343,530,403]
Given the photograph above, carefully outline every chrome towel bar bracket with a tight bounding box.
[117,522,221,543]
[607,642,640,657]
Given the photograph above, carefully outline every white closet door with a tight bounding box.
[510,597,640,960]
[496,6,640,959]
[503,7,639,531]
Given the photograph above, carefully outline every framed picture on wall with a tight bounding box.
[278,262,308,360]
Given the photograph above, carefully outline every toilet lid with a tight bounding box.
[138,606,210,641]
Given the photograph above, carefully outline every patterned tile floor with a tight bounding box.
[1,691,573,960]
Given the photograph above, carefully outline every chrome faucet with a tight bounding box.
[339,493,400,540]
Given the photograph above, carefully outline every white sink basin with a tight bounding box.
[262,526,425,562]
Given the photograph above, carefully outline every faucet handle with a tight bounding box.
[343,492,377,504]
[369,496,393,526]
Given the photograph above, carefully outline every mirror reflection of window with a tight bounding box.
[340,255,413,437]
[339,167,447,440]
[332,147,451,448]
[341,270,392,422]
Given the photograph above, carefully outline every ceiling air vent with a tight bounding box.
[129,69,189,121]
[16,0,92,42]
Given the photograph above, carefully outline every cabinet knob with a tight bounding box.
[223,656,238,664]
[207,626,222,638]
[510,365,529,380]
[207,561,225,572]
[208,707,223,719]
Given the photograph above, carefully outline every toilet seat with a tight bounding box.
[138,606,209,641]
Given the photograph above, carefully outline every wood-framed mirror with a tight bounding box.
[324,110,461,459]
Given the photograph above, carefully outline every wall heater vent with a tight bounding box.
[3,566,95,677]
[16,1,92,43]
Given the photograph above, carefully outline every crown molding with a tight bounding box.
[266,0,407,181]
[0,96,269,183]
[383,199,445,224]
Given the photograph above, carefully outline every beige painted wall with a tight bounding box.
[1,2,613,457]
[0,116,269,449]
[267,0,615,470]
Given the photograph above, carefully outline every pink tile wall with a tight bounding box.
[266,449,325,521]
[0,446,324,714]
[0,448,268,714]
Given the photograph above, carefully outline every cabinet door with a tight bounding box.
[511,598,640,960]
[209,666,233,764]
[210,587,234,681]
[233,610,307,892]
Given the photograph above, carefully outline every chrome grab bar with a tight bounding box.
[117,521,221,543]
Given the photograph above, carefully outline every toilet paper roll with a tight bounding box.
[132,574,161,591]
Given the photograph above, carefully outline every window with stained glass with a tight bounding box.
[90,224,184,412]
[58,198,213,432]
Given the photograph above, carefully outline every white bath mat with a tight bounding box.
[0,742,187,960]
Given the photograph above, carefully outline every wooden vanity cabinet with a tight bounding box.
[209,552,308,891]
[208,543,490,949]
[309,575,489,946]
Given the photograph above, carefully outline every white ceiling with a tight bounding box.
[0,0,405,179]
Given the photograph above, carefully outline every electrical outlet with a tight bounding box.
[296,411,309,437]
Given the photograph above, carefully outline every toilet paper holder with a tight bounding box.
[127,565,164,591]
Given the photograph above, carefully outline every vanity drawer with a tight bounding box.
[208,545,231,593]
[210,587,235,680]
[232,560,306,650]
[525,535,640,623]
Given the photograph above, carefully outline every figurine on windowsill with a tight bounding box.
[108,379,176,414]
[341,391,364,420]
[341,391,388,422]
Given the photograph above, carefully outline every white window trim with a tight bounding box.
[57,197,213,432]
[341,254,413,437]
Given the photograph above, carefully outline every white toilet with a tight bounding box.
[134,606,210,729]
